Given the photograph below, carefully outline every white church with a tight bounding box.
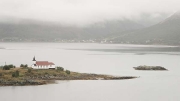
[31,56,56,69]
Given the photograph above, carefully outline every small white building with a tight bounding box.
[31,57,56,69]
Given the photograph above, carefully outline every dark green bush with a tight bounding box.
[20,64,28,68]
[25,64,28,68]
[65,70,70,74]
[3,65,9,70]
[12,70,19,77]
[0,73,3,76]
[12,73,16,77]
[15,70,19,77]
[20,64,24,67]
[45,72,48,74]
[3,65,15,70]
[8,65,14,68]
[56,67,64,71]
[28,69,32,73]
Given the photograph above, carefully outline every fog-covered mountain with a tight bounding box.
[0,21,82,41]
[109,11,180,45]
[81,19,144,39]
[0,12,179,45]
[0,19,144,42]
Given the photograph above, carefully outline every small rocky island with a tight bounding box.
[0,66,137,86]
[133,65,168,70]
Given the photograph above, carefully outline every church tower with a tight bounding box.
[32,56,36,64]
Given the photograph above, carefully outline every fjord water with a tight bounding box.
[0,43,180,101]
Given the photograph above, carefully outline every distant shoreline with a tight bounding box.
[0,42,179,47]
[0,41,180,46]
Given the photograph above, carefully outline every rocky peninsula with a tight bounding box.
[133,65,168,70]
[0,67,137,86]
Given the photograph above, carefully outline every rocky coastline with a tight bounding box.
[0,68,137,86]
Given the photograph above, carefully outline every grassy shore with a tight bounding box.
[0,67,137,86]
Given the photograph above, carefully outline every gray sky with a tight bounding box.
[0,0,180,26]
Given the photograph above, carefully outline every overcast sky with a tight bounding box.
[0,0,180,26]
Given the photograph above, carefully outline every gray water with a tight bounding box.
[0,43,180,101]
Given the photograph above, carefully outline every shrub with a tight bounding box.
[3,65,10,70]
[65,70,70,74]
[3,65,15,70]
[45,72,48,74]
[12,73,16,77]
[12,70,19,77]
[20,64,28,68]
[28,69,32,73]
[56,67,64,71]
[0,73,3,77]
[8,65,14,68]
[25,64,28,68]
[20,64,24,67]
[15,70,19,77]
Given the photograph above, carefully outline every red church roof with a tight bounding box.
[36,61,55,66]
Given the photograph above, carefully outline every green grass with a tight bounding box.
[0,67,76,81]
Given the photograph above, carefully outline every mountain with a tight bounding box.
[0,19,144,42]
[109,11,180,45]
[82,19,144,39]
[0,21,83,41]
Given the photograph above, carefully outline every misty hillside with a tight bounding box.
[82,19,144,39]
[109,11,180,45]
[0,22,82,41]
[0,19,144,42]
[2,12,180,45]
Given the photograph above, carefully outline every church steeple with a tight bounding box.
[32,56,36,65]
[32,56,36,61]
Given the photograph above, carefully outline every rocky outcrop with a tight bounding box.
[0,67,138,86]
[133,65,167,70]
[0,74,137,86]
[0,79,47,86]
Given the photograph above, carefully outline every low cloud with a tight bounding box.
[0,0,180,26]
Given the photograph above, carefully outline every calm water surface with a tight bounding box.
[0,43,180,101]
